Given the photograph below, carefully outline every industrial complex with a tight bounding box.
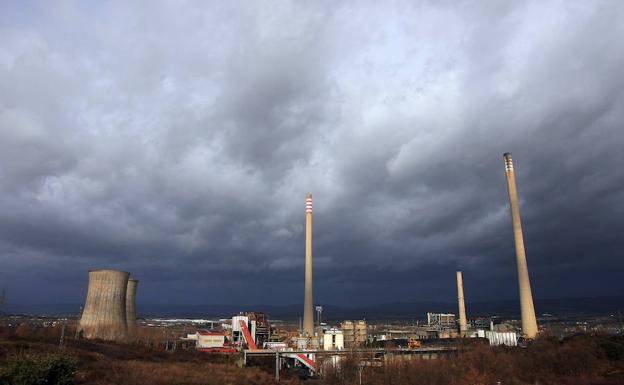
[72,153,542,377]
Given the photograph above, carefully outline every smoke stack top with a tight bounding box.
[305,193,313,214]
[504,152,514,171]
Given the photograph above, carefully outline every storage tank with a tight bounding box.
[126,279,139,339]
[78,269,129,342]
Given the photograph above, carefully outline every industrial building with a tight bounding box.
[238,311,270,347]
[231,314,257,347]
[477,330,519,347]
[427,313,456,329]
[469,316,493,330]
[322,328,344,350]
[341,320,367,348]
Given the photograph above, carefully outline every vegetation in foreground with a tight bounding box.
[0,326,290,385]
[322,334,624,385]
[1,325,624,385]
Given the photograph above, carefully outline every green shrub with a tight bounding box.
[0,353,76,385]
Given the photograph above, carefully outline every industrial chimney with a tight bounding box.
[456,271,468,337]
[126,279,139,340]
[303,193,314,336]
[503,153,538,339]
[78,269,129,342]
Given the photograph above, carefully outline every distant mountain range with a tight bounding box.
[4,296,624,321]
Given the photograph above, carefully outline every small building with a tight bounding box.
[197,332,226,348]
[478,330,518,347]
[183,331,234,352]
[323,328,344,350]
[469,316,491,329]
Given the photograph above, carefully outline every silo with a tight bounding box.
[78,269,129,342]
[126,279,139,339]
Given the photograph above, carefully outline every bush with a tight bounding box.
[0,353,76,385]
[600,339,624,361]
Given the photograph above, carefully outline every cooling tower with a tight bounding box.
[503,153,538,339]
[456,271,468,337]
[303,193,315,336]
[126,279,139,339]
[78,269,129,342]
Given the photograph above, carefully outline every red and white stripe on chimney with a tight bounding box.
[305,195,313,214]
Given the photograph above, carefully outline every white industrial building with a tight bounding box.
[323,328,344,350]
[477,330,518,347]
[231,315,256,345]
[185,331,226,348]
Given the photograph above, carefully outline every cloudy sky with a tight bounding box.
[1,1,623,309]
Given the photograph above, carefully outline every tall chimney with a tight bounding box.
[503,153,538,339]
[456,271,468,337]
[303,193,314,336]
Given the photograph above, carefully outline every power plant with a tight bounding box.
[456,271,467,337]
[503,152,539,339]
[126,278,139,339]
[303,193,314,337]
[78,269,130,342]
[61,154,546,375]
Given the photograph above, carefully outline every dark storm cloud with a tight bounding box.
[1,1,623,307]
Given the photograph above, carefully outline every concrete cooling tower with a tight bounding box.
[126,279,139,339]
[78,269,129,342]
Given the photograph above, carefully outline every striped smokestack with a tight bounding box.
[303,193,314,336]
[503,153,538,339]
[456,271,468,337]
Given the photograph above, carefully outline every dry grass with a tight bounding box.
[0,327,284,385]
[320,335,624,385]
[2,325,623,385]
[75,360,280,385]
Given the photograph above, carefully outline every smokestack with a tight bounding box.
[503,153,538,339]
[303,193,314,336]
[456,271,468,337]
[126,279,139,340]
[78,269,129,342]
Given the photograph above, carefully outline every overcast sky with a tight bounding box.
[1,1,623,309]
